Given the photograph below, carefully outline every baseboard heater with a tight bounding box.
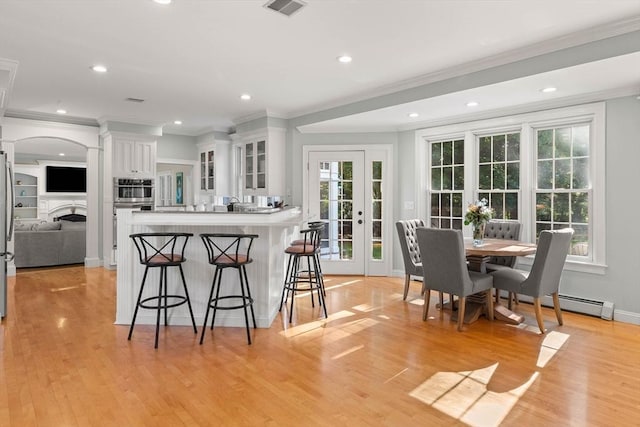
[517,294,614,320]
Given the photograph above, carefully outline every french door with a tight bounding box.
[308,151,365,275]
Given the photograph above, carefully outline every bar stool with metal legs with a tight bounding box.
[200,233,259,345]
[289,221,326,297]
[128,232,198,349]
[279,226,327,323]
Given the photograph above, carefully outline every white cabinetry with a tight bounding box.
[240,128,285,196]
[113,139,156,178]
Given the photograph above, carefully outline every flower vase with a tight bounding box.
[472,222,485,247]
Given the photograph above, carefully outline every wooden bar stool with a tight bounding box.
[128,232,198,349]
[200,233,259,345]
[279,226,327,323]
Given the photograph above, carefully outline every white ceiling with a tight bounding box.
[1,0,640,137]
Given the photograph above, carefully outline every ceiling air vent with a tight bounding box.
[264,0,306,17]
[125,97,145,103]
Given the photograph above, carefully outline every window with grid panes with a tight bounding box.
[477,132,520,219]
[430,139,464,229]
[536,124,590,257]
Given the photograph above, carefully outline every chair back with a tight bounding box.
[395,219,424,276]
[129,232,192,267]
[200,233,259,266]
[523,228,574,297]
[416,227,472,295]
[484,220,521,267]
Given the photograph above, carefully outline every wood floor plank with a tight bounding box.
[1,267,639,426]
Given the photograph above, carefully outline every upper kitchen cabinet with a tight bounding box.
[112,139,156,178]
[196,139,230,196]
[198,144,215,192]
[240,127,285,197]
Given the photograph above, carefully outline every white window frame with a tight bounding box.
[415,102,606,275]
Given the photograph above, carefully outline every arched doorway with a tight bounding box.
[1,117,100,275]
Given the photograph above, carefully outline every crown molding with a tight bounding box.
[232,109,287,126]
[4,109,99,127]
[289,16,640,120]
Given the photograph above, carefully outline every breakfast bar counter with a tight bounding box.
[115,207,303,328]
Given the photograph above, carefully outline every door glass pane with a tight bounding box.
[319,161,354,261]
[371,161,383,260]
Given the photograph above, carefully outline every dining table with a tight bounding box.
[459,238,537,325]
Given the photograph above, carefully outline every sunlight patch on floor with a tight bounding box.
[352,303,382,312]
[410,363,539,427]
[340,318,379,334]
[323,279,362,291]
[408,298,425,306]
[331,344,365,360]
[279,310,356,338]
[384,368,408,384]
[51,284,86,292]
[536,331,570,368]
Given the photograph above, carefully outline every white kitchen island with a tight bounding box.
[115,207,303,328]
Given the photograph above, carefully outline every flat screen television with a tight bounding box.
[45,166,87,193]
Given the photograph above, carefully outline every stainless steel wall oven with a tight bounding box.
[114,178,154,204]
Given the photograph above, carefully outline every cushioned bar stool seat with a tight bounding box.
[128,232,198,349]
[279,226,327,323]
[200,233,259,345]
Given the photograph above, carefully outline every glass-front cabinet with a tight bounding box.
[237,127,285,197]
[200,147,215,191]
[244,139,266,193]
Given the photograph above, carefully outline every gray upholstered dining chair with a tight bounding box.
[484,220,521,308]
[416,227,494,331]
[484,220,522,270]
[395,219,425,300]
[490,228,574,334]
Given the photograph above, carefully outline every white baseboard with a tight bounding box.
[7,264,16,277]
[612,310,640,325]
[84,257,102,268]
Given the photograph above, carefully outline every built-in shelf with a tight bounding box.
[14,172,38,219]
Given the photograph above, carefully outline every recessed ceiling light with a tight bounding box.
[91,65,107,73]
[153,0,171,4]
[56,109,67,114]
[174,120,182,125]
[58,153,65,156]
[240,94,252,101]
[337,55,352,63]
[408,112,419,118]
[466,101,479,107]
[541,87,557,93]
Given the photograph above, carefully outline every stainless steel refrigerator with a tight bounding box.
[0,151,14,319]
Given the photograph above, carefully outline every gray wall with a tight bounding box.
[157,133,199,160]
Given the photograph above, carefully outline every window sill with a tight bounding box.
[515,256,607,275]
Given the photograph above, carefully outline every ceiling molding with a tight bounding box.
[4,109,99,127]
[289,16,640,121]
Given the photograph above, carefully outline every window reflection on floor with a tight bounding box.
[410,331,570,426]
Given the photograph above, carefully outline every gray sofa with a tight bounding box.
[14,220,86,268]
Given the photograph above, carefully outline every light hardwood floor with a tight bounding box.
[1,266,639,426]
